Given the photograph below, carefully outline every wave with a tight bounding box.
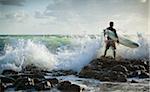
[0,34,149,73]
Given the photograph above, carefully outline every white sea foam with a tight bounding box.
[0,34,149,73]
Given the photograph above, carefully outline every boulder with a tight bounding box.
[128,71,139,78]
[139,71,150,78]
[46,78,59,87]
[69,84,84,92]
[131,80,138,83]
[14,77,34,91]
[1,69,18,75]
[57,81,71,90]
[49,70,77,76]
[101,71,127,82]
[57,81,83,92]
[0,82,5,92]
[0,75,15,84]
[33,78,42,84]
[111,65,128,75]
[35,81,52,91]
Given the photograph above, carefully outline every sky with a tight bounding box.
[0,0,148,35]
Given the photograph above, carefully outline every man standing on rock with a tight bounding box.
[103,21,119,59]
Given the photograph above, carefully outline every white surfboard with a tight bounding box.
[105,29,139,48]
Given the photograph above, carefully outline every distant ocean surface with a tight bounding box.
[0,34,149,73]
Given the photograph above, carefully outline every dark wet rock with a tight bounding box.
[125,64,135,72]
[134,65,146,71]
[115,72,127,82]
[0,82,5,92]
[79,65,98,78]
[47,70,77,76]
[33,78,42,84]
[128,71,139,78]
[0,75,15,84]
[14,77,34,91]
[69,84,84,92]
[35,81,52,91]
[1,69,18,75]
[78,56,150,82]
[57,81,83,92]
[139,71,150,78]
[99,71,127,82]
[22,64,47,76]
[46,78,59,87]
[57,81,71,90]
[131,80,138,83]
[111,65,128,75]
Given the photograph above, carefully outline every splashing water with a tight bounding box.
[0,34,149,73]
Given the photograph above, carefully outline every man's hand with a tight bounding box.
[117,39,119,44]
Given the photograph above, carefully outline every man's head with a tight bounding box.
[109,21,114,27]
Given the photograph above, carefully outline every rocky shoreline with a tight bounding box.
[79,56,149,82]
[0,56,149,92]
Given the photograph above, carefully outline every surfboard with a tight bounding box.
[104,29,139,48]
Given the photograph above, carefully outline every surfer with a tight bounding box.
[103,21,119,59]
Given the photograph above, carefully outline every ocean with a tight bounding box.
[0,34,149,92]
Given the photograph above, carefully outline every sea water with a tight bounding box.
[0,34,149,92]
[0,34,149,73]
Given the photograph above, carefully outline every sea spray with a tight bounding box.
[55,35,101,71]
[0,39,57,73]
[117,34,149,59]
[0,34,149,73]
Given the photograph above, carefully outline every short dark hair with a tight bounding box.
[110,21,114,24]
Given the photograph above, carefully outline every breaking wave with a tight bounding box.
[0,34,149,73]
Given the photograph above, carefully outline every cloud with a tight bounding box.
[0,0,25,6]
[34,10,56,24]
[3,11,29,22]
[139,0,147,3]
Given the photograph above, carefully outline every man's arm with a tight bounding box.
[103,29,106,36]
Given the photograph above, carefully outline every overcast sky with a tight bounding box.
[0,0,148,35]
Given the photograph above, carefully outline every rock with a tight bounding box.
[79,65,97,78]
[49,70,77,76]
[1,69,18,75]
[33,78,42,84]
[116,72,127,82]
[125,64,135,72]
[69,84,84,92]
[102,71,127,82]
[131,80,138,83]
[139,71,150,78]
[57,81,71,90]
[57,81,83,92]
[79,57,149,82]
[0,75,15,84]
[46,78,59,87]
[35,81,52,91]
[131,65,146,71]
[0,82,5,92]
[14,77,34,91]
[128,71,139,78]
[7,73,45,82]
[111,65,128,75]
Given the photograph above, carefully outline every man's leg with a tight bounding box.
[104,41,110,57]
[104,48,108,57]
[113,50,116,59]
[112,41,116,59]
